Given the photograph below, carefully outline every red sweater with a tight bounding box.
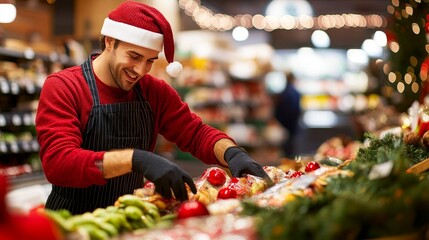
[36,63,231,188]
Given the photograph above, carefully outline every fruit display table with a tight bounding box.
[38,132,429,240]
[12,101,429,240]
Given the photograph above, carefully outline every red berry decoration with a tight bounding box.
[305,161,321,173]
[207,168,227,186]
[217,187,238,199]
[176,200,210,219]
[230,177,240,183]
[290,171,304,178]
[143,181,155,189]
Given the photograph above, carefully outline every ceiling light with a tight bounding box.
[373,30,387,47]
[361,39,383,58]
[311,30,330,48]
[0,0,17,23]
[266,0,313,17]
[232,26,249,42]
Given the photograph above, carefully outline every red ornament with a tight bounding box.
[217,187,238,199]
[418,121,429,138]
[176,200,210,219]
[207,168,227,186]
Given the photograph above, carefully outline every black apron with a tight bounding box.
[45,56,154,215]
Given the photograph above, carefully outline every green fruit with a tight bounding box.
[124,205,143,220]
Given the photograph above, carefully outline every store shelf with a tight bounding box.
[0,139,39,155]
[0,111,35,128]
[0,78,41,96]
[0,45,67,187]
[0,46,74,67]
[7,171,48,190]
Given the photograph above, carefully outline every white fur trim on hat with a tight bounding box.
[101,18,164,51]
[166,61,183,77]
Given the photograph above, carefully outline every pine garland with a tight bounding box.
[241,133,429,239]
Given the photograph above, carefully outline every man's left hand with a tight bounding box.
[224,147,271,180]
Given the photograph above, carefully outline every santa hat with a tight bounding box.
[101,0,182,77]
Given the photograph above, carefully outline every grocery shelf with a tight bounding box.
[0,46,75,67]
[0,45,61,188]
[0,111,35,128]
[0,139,39,154]
[0,78,41,95]
[7,171,48,190]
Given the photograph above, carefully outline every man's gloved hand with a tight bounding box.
[132,150,197,201]
[224,146,270,180]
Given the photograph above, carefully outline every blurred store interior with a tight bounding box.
[0,0,427,182]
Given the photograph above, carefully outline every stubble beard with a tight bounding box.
[108,54,126,91]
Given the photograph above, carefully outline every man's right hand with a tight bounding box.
[132,150,197,201]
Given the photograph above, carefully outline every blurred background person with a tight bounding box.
[274,71,302,158]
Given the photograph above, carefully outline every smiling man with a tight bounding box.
[35,0,269,215]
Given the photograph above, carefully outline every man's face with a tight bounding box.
[107,39,160,91]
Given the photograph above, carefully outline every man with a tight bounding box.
[274,71,302,158]
[35,0,269,215]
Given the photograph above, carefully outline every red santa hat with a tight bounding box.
[101,0,182,77]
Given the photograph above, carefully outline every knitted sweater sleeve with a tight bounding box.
[35,68,106,187]
[142,77,234,166]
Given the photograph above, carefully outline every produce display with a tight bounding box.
[42,194,173,240]
[35,102,429,239]
[313,135,362,163]
[37,130,429,240]
[39,162,357,239]
[134,166,272,211]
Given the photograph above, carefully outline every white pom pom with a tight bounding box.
[166,61,183,77]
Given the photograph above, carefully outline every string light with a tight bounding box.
[397,82,405,93]
[388,72,397,83]
[412,82,419,93]
[178,0,387,31]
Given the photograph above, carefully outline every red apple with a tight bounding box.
[207,168,227,186]
[217,187,238,199]
[305,161,320,173]
[176,200,210,219]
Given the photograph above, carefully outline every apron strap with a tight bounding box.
[81,55,101,106]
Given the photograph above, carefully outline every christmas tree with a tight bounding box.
[385,0,429,112]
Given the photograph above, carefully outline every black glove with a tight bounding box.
[224,146,270,180]
[132,150,197,201]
